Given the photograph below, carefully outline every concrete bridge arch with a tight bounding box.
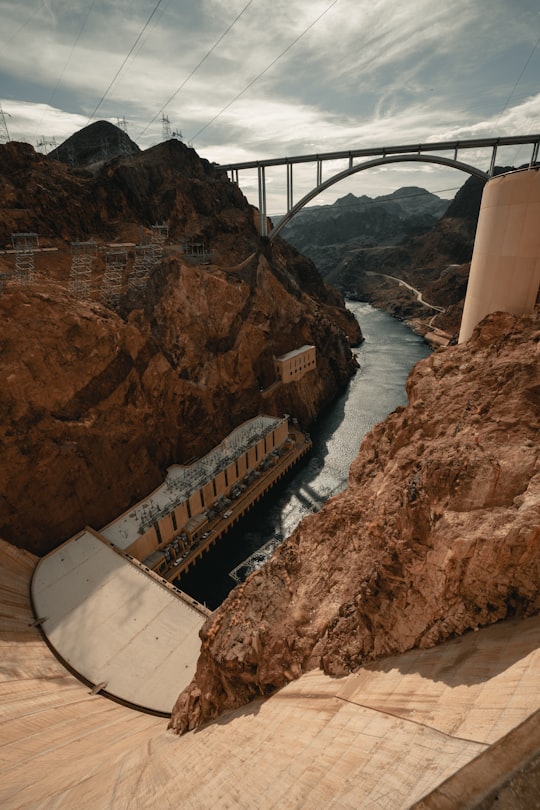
[220,135,540,238]
[268,153,488,240]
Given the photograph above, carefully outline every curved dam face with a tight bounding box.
[30,529,207,715]
[2,536,540,809]
[459,166,540,342]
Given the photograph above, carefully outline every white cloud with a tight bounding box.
[1,100,88,146]
[1,0,539,205]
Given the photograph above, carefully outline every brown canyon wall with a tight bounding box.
[170,309,540,734]
[0,138,360,555]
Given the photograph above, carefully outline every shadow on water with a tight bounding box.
[176,302,431,610]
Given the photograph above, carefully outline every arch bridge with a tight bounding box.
[219,135,540,239]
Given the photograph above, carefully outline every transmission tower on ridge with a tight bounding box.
[0,104,11,143]
[36,136,58,154]
[161,113,182,141]
[11,233,38,284]
[116,116,129,133]
[70,242,97,301]
[162,114,171,141]
[115,116,133,157]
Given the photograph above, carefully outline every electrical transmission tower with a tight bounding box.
[11,233,38,284]
[100,249,127,308]
[161,113,181,141]
[115,117,132,157]
[150,224,168,259]
[36,136,58,154]
[128,244,155,292]
[162,114,171,141]
[0,104,11,143]
[100,137,111,161]
[70,242,97,301]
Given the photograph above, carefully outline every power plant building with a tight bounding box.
[101,415,291,566]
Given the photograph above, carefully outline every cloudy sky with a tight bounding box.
[1,0,540,213]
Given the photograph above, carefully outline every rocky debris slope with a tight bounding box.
[170,309,540,734]
[0,129,360,555]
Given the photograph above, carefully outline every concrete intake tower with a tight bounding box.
[459,166,540,342]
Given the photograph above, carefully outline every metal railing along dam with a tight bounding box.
[219,135,540,238]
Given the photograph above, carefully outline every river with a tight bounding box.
[176,302,432,609]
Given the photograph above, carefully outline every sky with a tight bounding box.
[1,0,540,215]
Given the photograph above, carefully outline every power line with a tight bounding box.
[189,0,339,144]
[39,0,98,129]
[88,0,165,123]
[9,1,45,39]
[495,34,540,127]
[138,0,255,139]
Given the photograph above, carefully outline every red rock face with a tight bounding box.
[0,139,360,555]
[169,310,540,735]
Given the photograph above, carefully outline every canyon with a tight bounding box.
[170,308,539,734]
[0,125,359,555]
[0,123,539,806]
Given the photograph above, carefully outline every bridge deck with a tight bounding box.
[219,134,540,170]
[220,134,540,237]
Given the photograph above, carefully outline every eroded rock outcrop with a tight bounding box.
[170,310,540,734]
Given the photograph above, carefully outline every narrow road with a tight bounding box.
[367,271,445,312]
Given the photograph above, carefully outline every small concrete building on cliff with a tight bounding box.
[274,345,316,382]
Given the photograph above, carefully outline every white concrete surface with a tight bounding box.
[31,530,206,713]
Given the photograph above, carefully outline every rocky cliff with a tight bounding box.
[170,309,540,734]
[0,127,360,555]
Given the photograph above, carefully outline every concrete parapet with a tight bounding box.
[459,167,540,342]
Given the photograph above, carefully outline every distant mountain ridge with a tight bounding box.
[279,186,450,252]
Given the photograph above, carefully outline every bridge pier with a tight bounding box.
[459,167,540,342]
[287,162,293,211]
[489,143,498,176]
[258,165,268,237]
